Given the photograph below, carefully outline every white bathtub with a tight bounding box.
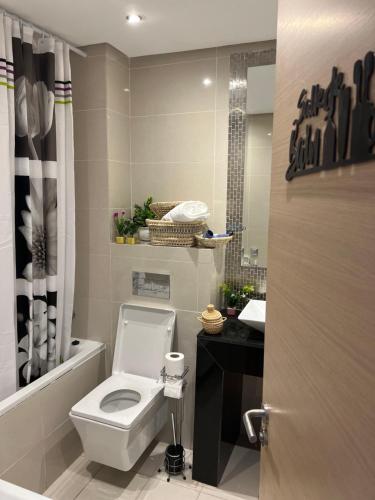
[0,479,51,499]
[0,338,105,417]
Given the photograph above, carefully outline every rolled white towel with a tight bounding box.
[162,201,210,222]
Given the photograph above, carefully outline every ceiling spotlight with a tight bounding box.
[126,14,142,24]
[202,77,213,87]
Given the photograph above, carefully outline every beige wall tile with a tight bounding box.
[111,256,198,310]
[108,162,131,209]
[74,110,108,161]
[76,209,110,255]
[131,58,216,116]
[106,58,130,115]
[0,394,43,474]
[215,109,229,164]
[0,443,46,494]
[131,112,215,163]
[131,47,217,68]
[40,352,106,436]
[216,56,230,111]
[72,297,112,344]
[75,161,109,210]
[110,243,204,263]
[75,254,111,300]
[71,54,107,111]
[131,162,214,209]
[211,160,227,232]
[44,420,83,490]
[107,111,130,162]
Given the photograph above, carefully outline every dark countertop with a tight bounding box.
[198,315,264,350]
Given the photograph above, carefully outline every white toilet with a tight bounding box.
[70,303,175,471]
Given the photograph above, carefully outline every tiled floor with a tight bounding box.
[44,442,259,500]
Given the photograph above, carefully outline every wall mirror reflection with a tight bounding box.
[242,64,275,268]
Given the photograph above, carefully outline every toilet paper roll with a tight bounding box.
[164,380,184,399]
[165,352,185,377]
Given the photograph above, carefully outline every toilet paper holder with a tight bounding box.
[160,366,189,383]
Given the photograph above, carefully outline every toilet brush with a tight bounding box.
[162,410,186,481]
[171,412,177,447]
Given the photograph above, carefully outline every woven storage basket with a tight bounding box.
[195,234,233,248]
[149,201,182,219]
[146,219,205,247]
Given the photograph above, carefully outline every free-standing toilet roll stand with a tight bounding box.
[158,366,191,482]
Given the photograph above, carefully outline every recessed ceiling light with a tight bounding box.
[126,14,142,24]
[267,132,272,136]
[202,78,213,87]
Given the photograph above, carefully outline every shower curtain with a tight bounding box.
[0,13,75,393]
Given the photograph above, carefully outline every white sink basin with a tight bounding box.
[238,300,266,332]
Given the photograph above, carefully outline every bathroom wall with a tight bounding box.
[0,351,105,494]
[70,42,271,450]
[71,43,131,362]
[130,47,231,233]
[110,244,224,448]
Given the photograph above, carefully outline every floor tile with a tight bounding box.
[134,441,166,477]
[138,477,200,500]
[198,493,258,500]
[200,446,260,500]
[157,449,202,491]
[44,454,101,500]
[75,467,148,499]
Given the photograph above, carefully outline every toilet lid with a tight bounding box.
[70,373,164,430]
[112,304,175,379]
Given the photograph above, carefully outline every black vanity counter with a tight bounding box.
[192,317,264,486]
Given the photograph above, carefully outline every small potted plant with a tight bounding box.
[124,219,139,245]
[113,211,127,244]
[219,283,255,316]
[133,196,155,242]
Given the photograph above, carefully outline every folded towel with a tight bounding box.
[162,201,210,222]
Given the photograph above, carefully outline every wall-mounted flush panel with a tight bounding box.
[132,272,170,300]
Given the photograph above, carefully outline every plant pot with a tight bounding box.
[138,227,150,242]
[115,236,125,244]
[126,236,136,245]
[226,306,237,316]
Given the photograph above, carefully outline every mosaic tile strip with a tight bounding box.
[225,43,276,299]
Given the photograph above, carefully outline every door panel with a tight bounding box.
[261,1,375,499]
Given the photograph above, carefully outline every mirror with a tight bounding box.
[241,64,275,267]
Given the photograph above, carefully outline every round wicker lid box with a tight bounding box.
[197,305,226,334]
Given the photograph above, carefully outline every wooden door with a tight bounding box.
[260,1,375,499]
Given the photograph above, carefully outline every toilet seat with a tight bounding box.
[71,373,164,430]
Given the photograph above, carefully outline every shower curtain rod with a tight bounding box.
[0,8,87,58]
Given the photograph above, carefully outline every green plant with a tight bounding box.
[113,211,127,236]
[124,218,139,236]
[133,196,155,227]
[219,283,255,309]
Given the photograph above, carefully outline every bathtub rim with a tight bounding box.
[0,338,105,418]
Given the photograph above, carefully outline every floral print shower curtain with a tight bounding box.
[10,22,75,387]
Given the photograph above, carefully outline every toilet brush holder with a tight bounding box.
[165,444,185,477]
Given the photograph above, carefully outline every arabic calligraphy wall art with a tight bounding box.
[286,51,375,181]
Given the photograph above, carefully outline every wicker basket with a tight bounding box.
[149,201,182,219]
[195,234,233,248]
[146,219,205,247]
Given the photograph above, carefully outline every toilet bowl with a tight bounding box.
[70,303,175,471]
